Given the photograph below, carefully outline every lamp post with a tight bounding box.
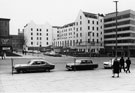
[114,1,118,58]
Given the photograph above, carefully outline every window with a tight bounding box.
[37,33,38,35]
[80,21,82,25]
[88,20,90,24]
[92,21,94,24]
[80,27,82,31]
[97,21,98,25]
[88,32,91,36]
[92,27,94,30]
[80,39,82,43]
[46,33,48,36]
[80,33,82,37]
[37,37,38,40]
[31,28,33,31]
[76,22,78,26]
[100,19,102,22]
[88,26,90,30]
[88,39,90,43]
[46,37,48,40]
[97,39,99,43]
[40,33,42,36]
[76,33,78,37]
[40,29,42,31]
[101,32,102,35]
[46,42,48,45]
[97,33,98,37]
[100,26,102,29]
[40,37,42,40]
[31,33,33,35]
[76,28,78,31]
[37,29,38,31]
[46,29,48,32]
[31,42,33,45]
[92,33,94,36]
[80,16,82,19]
[97,27,98,31]
[101,38,102,41]
[31,37,33,40]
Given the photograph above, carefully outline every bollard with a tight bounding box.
[74,58,76,71]
[11,58,14,75]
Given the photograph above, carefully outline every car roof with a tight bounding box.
[76,59,92,61]
[31,59,48,62]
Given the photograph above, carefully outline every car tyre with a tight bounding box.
[16,70,20,73]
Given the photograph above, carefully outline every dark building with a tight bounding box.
[104,10,135,57]
[0,18,12,51]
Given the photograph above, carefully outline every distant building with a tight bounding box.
[23,21,53,51]
[0,18,12,51]
[53,10,104,54]
[104,9,135,56]
[10,29,24,51]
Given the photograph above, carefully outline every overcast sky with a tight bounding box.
[0,0,135,35]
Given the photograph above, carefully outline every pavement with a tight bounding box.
[0,53,135,93]
[0,68,135,93]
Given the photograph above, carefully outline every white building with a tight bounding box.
[53,10,104,53]
[23,21,53,50]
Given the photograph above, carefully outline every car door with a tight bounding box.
[39,61,47,70]
[79,60,87,70]
[29,61,40,71]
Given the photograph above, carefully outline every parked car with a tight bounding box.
[13,59,55,73]
[103,58,120,69]
[66,59,98,71]
[44,51,62,57]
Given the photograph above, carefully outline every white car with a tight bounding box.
[103,58,120,69]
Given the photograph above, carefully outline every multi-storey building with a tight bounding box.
[23,21,53,51]
[0,18,12,51]
[104,9,135,56]
[54,10,104,53]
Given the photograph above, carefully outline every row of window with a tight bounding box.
[31,42,48,45]
[104,26,134,33]
[104,20,134,28]
[31,28,49,32]
[31,37,49,40]
[104,33,131,38]
[105,39,135,44]
[104,13,135,22]
[31,32,48,36]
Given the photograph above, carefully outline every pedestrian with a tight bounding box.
[3,51,6,59]
[0,50,4,60]
[125,57,131,73]
[119,57,125,72]
[112,58,120,78]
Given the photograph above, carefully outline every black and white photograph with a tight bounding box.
[0,0,135,93]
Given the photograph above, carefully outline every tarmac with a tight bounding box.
[0,53,135,93]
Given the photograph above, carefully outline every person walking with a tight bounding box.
[125,57,131,73]
[119,57,125,72]
[0,50,4,60]
[112,58,120,78]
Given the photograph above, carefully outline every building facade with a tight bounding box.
[0,18,12,51]
[104,9,135,56]
[23,21,53,51]
[53,10,104,53]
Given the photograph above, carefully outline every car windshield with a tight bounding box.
[75,60,81,63]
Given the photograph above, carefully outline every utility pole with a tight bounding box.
[114,1,118,59]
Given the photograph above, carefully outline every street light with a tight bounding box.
[114,1,118,58]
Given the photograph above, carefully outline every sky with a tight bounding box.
[0,0,135,35]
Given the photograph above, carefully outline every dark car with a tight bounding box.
[66,59,98,71]
[13,59,55,73]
